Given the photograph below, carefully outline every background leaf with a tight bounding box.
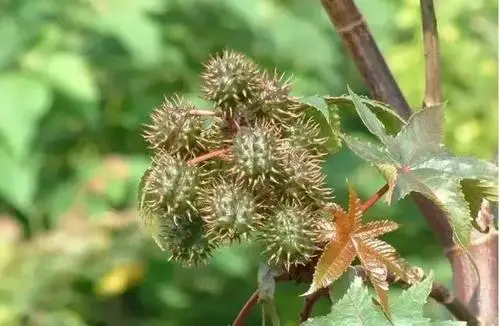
[0,74,52,157]
[27,52,98,103]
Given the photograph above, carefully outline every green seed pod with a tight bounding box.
[276,141,333,207]
[143,96,204,156]
[283,116,327,154]
[155,212,216,267]
[254,71,302,122]
[230,122,280,189]
[197,116,227,152]
[201,50,262,117]
[257,202,320,270]
[139,152,199,219]
[199,179,261,242]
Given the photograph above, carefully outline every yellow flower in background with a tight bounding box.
[95,262,145,297]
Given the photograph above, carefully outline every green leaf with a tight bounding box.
[394,104,443,162]
[303,277,387,326]
[305,273,465,326]
[0,148,40,214]
[298,89,408,156]
[31,52,98,102]
[299,96,342,153]
[390,273,433,324]
[347,86,399,148]
[0,74,52,157]
[343,89,498,245]
[0,18,25,69]
[95,4,163,66]
[461,179,498,219]
[324,94,405,135]
[390,273,464,326]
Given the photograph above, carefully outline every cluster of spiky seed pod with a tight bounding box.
[138,50,340,270]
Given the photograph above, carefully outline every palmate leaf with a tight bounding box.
[343,87,498,245]
[298,93,406,154]
[299,96,342,153]
[305,187,418,315]
[303,273,465,326]
[303,277,387,326]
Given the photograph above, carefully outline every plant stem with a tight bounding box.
[189,109,217,116]
[187,148,230,166]
[320,1,498,323]
[320,0,412,120]
[299,287,330,323]
[232,290,259,326]
[420,0,442,109]
[360,183,389,213]
[419,1,497,323]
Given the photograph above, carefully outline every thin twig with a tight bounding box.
[430,283,480,325]
[232,290,260,326]
[420,0,442,108]
[189,109,217,116]
[187,148,230,166]
[360,183,389,213]
[299,287,330,323]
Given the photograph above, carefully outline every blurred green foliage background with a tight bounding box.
[0,0,496,325]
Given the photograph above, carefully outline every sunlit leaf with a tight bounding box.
[460,179,498,220]
[300,96,342,153]
[0,148,40,214]
[32,52,98,102]
[95,3,163,66]
[303,277,387,326]
[0,74,52,157]
[343,88,498,245]
[304,272,466,325]
[325,94,406,135]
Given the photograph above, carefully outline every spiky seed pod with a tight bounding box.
[253,71,302,122]
[257,202,320,270]
[283,116,327,154]
[155,212,216,267]
[139,152,199,220]
[276,141,333,207]
[197,116,226,152]
[199,179,261,242]
[230,121,280,189]
[201,50,262,117]
[143,96,206,156]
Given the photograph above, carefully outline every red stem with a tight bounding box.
[232,290,259,326]
[360,183,389,213]
[187,148,230,166]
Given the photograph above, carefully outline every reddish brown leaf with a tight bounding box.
[357,238,419,284]
[306,187,416,311]
[304,233,357,295]
[355,220,399,240]
[354,238,390,315]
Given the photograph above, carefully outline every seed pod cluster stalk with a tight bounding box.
[138,49,341,269]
